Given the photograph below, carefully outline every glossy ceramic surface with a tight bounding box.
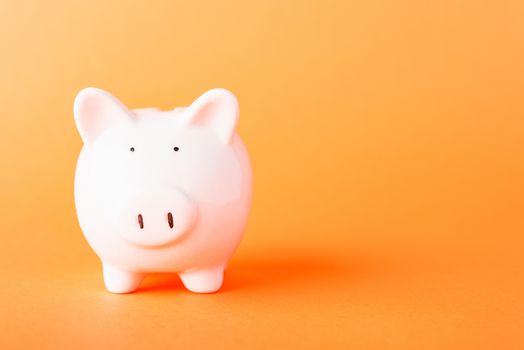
[74,88,252,293]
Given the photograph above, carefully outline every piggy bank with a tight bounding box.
[73,87,252,293]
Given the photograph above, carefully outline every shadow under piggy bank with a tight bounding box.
[137,252,387,294]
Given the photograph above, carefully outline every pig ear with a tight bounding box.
[74,87,133,143]
[181,89,239,144]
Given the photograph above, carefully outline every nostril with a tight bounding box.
[138,214,144,229]
[167,212,174,229]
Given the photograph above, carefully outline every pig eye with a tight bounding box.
[173,147,179,152]
[130,147,135,152]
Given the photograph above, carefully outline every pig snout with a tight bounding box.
[136,212,173,230]
[115,189,197,248]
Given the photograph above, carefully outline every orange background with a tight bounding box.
[1,0,523,349]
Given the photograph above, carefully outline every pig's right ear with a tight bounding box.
[74,87,133,144]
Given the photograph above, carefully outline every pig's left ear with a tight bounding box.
[74,87,133,144]
[181,89,239,144]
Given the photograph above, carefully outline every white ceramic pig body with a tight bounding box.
[74,88,252,294]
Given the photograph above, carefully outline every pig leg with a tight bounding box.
[102,263,144,294]
[179,265,224,293]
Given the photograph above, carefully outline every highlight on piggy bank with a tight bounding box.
[73,87,252,294]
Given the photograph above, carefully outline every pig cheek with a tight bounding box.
[175,148,242,205]
[90,152,141,229]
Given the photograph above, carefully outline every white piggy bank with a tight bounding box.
[73,88,252,294]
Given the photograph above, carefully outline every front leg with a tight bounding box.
[102,263,144,294]
[179,265,224,293]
